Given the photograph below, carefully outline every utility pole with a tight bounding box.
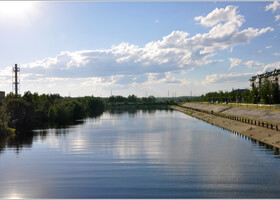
[13,64,20,96]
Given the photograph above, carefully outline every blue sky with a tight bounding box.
[0,1,280,97]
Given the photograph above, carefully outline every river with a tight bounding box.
[0,109,280,198]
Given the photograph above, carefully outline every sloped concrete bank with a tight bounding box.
[171,105,280,153]
[182,103,280,125]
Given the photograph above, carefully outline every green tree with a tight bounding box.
[259,79,271,104]
[242,89,250,104]
[127,95,137,103]
[147,95,156,103]
[3,93,36,132]
[218,91,224,102]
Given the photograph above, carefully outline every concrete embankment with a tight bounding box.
[181,103,280,125]
[171,104,280,152]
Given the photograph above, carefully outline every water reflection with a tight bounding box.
[0,108,174,157]
[107,107,172,117]
[1,109,280,198]
[5,193,22,200]
[0,115,100,154]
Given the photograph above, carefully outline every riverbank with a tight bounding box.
[171,105,280,153]
[181,103,280,124]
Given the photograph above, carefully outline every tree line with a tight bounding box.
[200,80,280,104]
[0,91,104,135]
[106,95,157,104]
[0,91,194,136]
[104,95,197,105]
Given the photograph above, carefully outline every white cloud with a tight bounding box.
[155,19,159,23]
[229,57,242,70]
[20,5,273,82]
[265,1,280,13]
[261,61,280,73]
[241,60,280,74]
[275,15,280,21]
[244,60,265,69]
[228,59,280,76]
[273,52,280,56]
[194,5,244,27]
[191,6,273,54]
[266,45,272,49]
[6,5,272,97]
[81,76,121,87]
[202,72,255,85]
[144,72,191,86]
[0,67,11,78]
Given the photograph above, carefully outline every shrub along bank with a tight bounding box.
[0,91,104,134]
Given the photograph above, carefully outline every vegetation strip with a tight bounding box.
[0,92,177,136]
[0,92,105,134]
[171,105,280,153]
[200,79,280,105]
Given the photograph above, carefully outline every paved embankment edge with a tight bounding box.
[171,105,280,153]
[181,103,280,125]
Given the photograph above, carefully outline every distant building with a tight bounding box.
[0,91,5,98]
[249,69,280,90]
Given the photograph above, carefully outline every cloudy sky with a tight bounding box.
[1,1,280,97]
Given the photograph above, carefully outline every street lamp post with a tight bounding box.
[255,95,258,109]
[238,96,241,107]
[270,95,272,109]
[271,95,273,109]
[267,94,270,109]
[268,94,273,109]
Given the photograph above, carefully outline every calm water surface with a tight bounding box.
[0,109,280,198]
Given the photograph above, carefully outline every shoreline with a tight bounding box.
[171,105,280,153]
